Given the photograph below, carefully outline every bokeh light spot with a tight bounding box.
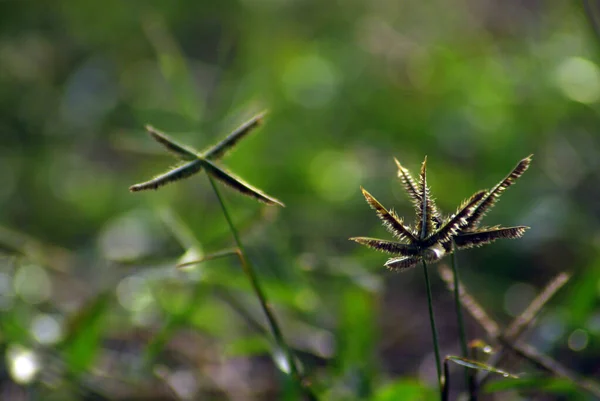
[568,329,589,351]
[503,282,535,317]
[309,151,363,202]
[116,275,154,313]
[282,54,340,108]
[272,348,291,374]
[7,345,39,384]
[13,264,51,305]
[98,213,154,262]
[31,314,63,345]
[555,57,600,104]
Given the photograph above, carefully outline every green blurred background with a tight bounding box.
[1,1,600,400]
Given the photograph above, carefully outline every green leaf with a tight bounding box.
[224,335,271,358]
[0,307,30,344]
[60,292,112,375]
[485,376,581,395]
[372,379,436,401]
[336,286,377,398]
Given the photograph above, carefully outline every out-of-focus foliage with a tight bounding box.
[1,0,600,400]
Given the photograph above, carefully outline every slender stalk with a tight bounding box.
[450,246,476,400]
[422,260,442,397]
[207,176,314,400]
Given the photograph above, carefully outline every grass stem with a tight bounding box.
[207,175,314,400]
[422,260,442,398]
[451,247,476,400]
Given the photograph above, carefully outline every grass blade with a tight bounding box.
[360,187,417,242]
[60,292,111,376]
[129,159,203,192]
[453,226,528,250]
[349,237,419,255]
[204,112,267,160]
[446,356,519,379]
[201,159,284,206]
[145,125,199,160]
[465,155,532,230]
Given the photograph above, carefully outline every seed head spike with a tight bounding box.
[465,155,532,230]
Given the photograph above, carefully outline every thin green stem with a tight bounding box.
[451,247,476,401]
[422,260,442,398]
[207,176,314,400]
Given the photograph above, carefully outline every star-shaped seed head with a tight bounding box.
[129,112,284,207]
[350,155,532,271]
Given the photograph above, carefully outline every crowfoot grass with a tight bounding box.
[130,114,315,399]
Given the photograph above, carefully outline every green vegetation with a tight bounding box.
[1,1,600,400]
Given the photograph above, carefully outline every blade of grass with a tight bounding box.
[176,248,240,269]
[202,159,285,206]
[203,111,267,160]
[207,175,316,400]
[145,125,199,160]
[60,292,112,376]
[129,159,203,192]
[422,260,442,398]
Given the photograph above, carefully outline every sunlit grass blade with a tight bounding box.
[453,226,528,250]
[442,355,518,401]
[129,159,203,192]
[349,237,419,255]
[446,356,519,378]
[145,125,198,160]
[425,191,487,247]
[465,155,532,230]
[360,187,417,242]
[384,256,420,270]
[504,272,570,339]
[204,111,267,160]
[176,248,240,269]
[201,159,284,206]
[442,353,519,400]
